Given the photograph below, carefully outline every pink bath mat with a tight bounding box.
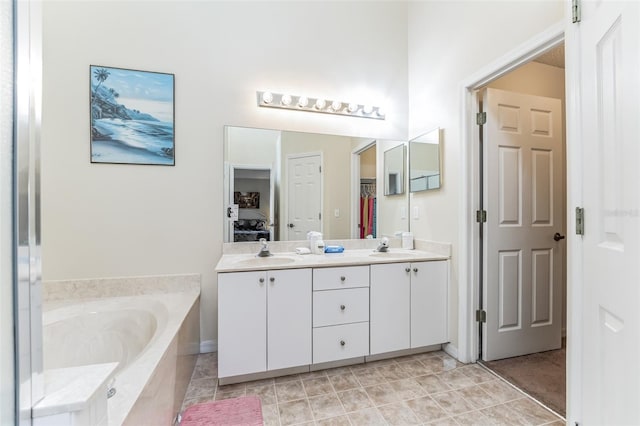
[180,396,263,426]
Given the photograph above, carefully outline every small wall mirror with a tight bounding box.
[409,128,441,192]
[384,144,406,196]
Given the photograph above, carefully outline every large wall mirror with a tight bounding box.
[224,126,409,242]
[409,128,441,192]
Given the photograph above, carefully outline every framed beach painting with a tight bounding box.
[90,65,175,165]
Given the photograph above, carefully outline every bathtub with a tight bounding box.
[42,275,200,426]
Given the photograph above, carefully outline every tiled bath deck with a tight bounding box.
[181,351,563,425]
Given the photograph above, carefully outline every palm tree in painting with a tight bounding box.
[91,67,110,107]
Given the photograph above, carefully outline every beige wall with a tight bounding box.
[360,146,377,180]
[407,1,564,350]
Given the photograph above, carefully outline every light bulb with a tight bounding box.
[376,106,386,117]
[362,105,374,115]
[262,92,273,104]
[281,94,292,106]
[331,101,342,112]
[298,96,309,108]
[315,99,326,110]
[347,103,358,113]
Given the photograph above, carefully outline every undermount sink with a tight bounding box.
[369,251,418,259]
[233,256,297,267]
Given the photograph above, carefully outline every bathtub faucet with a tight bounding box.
[257,238,272,257]
[374,237,389,252]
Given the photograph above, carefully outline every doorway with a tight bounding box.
[473,43,567,417]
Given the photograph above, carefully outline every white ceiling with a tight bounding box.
[533,44,565,69]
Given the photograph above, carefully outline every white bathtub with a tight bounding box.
[42,279,200,426]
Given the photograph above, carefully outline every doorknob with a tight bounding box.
[288,223,295,228]
[553,232,566,241]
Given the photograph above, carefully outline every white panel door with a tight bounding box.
[573,1,640,423]
[267,268,312,371]
[286,154,322,240]
[370,263,410,355]
[218,271,267,378]
[483,87,563,361]
[411,261,448,348]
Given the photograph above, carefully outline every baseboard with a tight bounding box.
[200,339,217,353]
[443,343,459,360]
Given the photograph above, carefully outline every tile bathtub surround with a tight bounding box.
[43,273,201,301]
[181,351,562,426]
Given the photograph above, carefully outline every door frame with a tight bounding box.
[351,139,377,239]
[225,163,275,242]
[458,18,581,420]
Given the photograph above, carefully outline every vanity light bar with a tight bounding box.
[257,91,386,120]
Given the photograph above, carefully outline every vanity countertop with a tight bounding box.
[215,248,449,273]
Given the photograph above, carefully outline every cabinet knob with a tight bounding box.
[413,268,418,273]
[405,268,411,273]
[340,340,346,346]
[340,276,346,282]
[259,278,265,284]
[340,304,346,311]
[269,277,275,282]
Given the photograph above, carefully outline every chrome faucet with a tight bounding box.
[257,238,272,257]
[374,237,389,252]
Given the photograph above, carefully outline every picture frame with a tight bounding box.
[234,192,260,209]
[90,65,175,166]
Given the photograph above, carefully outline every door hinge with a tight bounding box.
[572,0,581,23]
[575,207,584,235]
[318,212,322,220]
[476,210,487,223]
[476,309,487,323]
[319,165,322,173]
[476,112,487,126]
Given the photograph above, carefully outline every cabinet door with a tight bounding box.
[370,263,411,354]
[267,268,312,370]
[218,271,267,378]
[411,261,448,348]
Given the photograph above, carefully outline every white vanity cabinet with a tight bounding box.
[410,261,448,348]
[312,266,370,364]
[370,260,449,354]
[370,262,411,354]
[218,268,311,379]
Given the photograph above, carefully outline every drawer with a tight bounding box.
[313,322,369,364]
[313,266,369,291]
[313,288,369,327]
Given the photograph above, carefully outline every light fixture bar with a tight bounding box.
[257,91,386,120]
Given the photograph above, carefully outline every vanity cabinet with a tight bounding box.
[217,256,448,382]
[312,266,370,364]
[410,261,448,348]
[370,260,448,354]
[370,263,411,354]
[218,268,311,378]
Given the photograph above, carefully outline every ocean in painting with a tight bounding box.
[92,118,174,165]
[90,65,174,165]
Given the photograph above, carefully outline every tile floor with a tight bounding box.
[181,351,563,425]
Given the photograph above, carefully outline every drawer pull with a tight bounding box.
[340,276,346,282]
[413,268,418,273]
[270,277,275,282]
[259,278,265,284]
[405,268,411,273]
[340,304,346,311]
[340,340,346,346]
